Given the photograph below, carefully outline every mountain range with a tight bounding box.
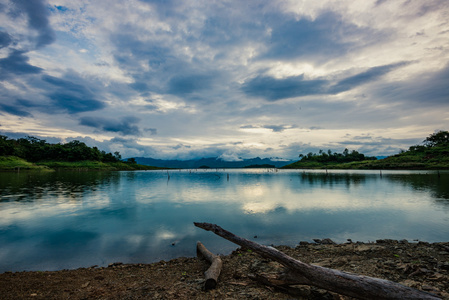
[133,157,294,169]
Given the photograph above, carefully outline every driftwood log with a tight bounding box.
[196,241,223,290]
[194,222,440,300]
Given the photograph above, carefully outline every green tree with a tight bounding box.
[0,135,14,156]
[423,130,449,147]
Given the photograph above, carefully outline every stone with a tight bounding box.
[321,238,336,245]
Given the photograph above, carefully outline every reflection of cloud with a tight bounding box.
[155,230,176,240]
[150,169,440,215]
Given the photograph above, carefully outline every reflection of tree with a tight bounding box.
[298,172,367,188]
[384,172,449,204]
[0,171,121,202]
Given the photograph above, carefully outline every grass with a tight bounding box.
[282,145,449,170]
[0,156,164,171]
[0,156,50,171]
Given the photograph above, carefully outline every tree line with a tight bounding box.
[408,130,449,152]
[0,135,124,163]
[299,148,377,164]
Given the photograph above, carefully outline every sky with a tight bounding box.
[0,0,448,160]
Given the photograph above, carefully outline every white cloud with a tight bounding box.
[0,0,447,159]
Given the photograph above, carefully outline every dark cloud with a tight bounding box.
[262,125,296,132]
[167,74,215,95]
[241,74,327,101]
[375,0,388,6]
[48,93,105,114]
[0,50,43,79]
[11,0,55,48]
[242,63,410,101]
[407,63,449,105]
[262,12,375,61]
[79,116,141,136]
[372,62,449,107]
[15,99,41,108]
[240,124,296,132]
[42,75,106,114]
[0,31,12,48]
[0,103,32,117]
[144,128,157,135]
[328,62,411,94]
[111,34,171,71]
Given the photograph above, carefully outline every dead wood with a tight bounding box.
[194,222,440,300]
[196,241,223,290]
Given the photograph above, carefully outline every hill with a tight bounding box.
[282,131,449,170]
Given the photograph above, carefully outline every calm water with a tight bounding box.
[0,169,448,272]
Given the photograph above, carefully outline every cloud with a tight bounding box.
[79,116,142,136]
[167,73,216,95]
[42,75,106,114]
[0,103,32,117]
[0,31,12,48]
[241,124,297,132]
[328,62,411,94]
[144,128,157,135]
[242,74,327,101]
[10,0,55,48]
[0,50,43,79]
[242,62,410,101]
[261,11,379,61]
[218,152,243,162]
[0,1,448,161]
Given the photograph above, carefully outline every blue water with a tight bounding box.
[0,169,448,272]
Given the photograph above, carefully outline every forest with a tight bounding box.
[0,135,126,163]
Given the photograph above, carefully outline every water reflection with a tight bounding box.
[0,169,448,272]
[0,171,121,202]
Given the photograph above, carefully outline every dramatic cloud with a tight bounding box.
[0,31,12,48]
[42,75,106,114]
[0,0,447,159]
[10,0,55,48]
[242,75,327,101]
[0,50,43,78]
[262,12,376,61]
[0,103,32,117]
[79,116,141,136]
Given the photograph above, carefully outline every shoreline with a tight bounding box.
[1,239,448,299]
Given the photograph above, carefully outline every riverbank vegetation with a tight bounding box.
[282,130,449,170]
[0,136,160,171]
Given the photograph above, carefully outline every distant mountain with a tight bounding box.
[132,157,293,169]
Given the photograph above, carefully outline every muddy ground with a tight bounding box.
[1,239,448,299]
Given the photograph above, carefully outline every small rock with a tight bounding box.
[299,241,309,246]
[429,273,445,282]
[321,238,336,245]
[422,285,437,292]
[313,239,322,244]
[376,239,398,244]
[108,262,123,267]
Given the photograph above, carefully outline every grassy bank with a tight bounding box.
[0,156,163,171]
[0,156,50,171]
[282,144,449,170]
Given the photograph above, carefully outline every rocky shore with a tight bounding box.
[1,239,448,299]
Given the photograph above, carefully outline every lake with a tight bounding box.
[0,169,448,272]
